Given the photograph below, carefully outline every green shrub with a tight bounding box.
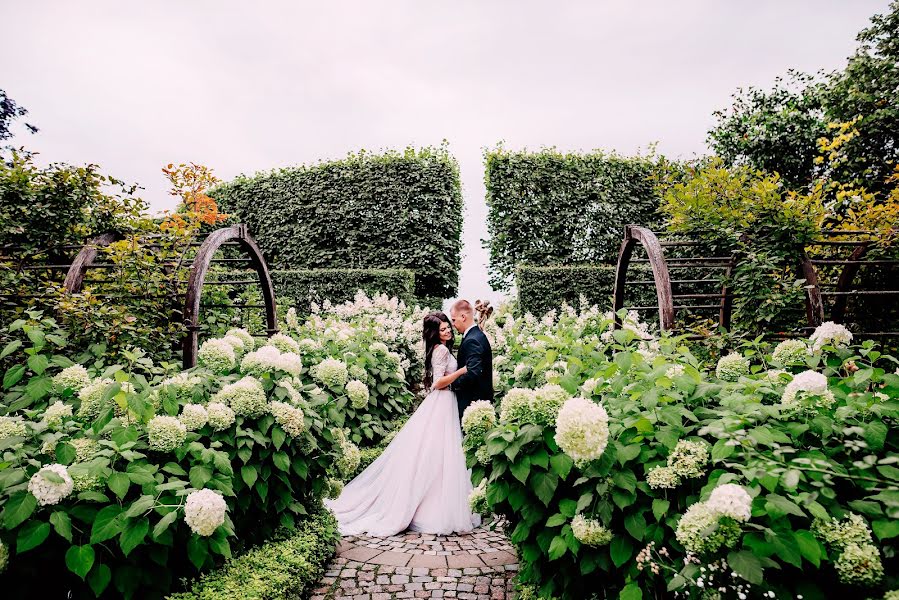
[167,506,338,600]
[485,147,666,290]
[273,268,414,314]
[516,265,657,317]
[210,146,463,302]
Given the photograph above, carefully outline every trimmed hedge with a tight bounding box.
[210,146,463,302]
[516,264,657,316]
[273,268,415,313]
[485,147,665,290]
[167,506,339,600]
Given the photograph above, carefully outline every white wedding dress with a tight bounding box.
[325,344,480,536]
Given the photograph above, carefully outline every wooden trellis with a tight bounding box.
[612,224,899,337]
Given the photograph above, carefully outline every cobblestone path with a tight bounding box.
[311,523,519,599]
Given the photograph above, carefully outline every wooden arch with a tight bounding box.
[182,224,278,368]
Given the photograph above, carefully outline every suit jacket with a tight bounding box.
[452,325,493,422]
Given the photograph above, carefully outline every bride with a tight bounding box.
[324,311,480,536]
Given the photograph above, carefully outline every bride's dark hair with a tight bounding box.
[423,311,454,390]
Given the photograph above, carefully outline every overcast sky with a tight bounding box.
[4,0,890,305]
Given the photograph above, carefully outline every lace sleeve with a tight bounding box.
[431,344,451,380]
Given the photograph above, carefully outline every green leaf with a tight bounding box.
[107,472,130,499]
[187,535,208,570]
[873,519,899,540]
[546,514,567,527]
[610,537,633,568]
[529,471,559,506]
[50,511,73,542]
[124,495,155,519]
[272,451,291,472]
[727,550,763,584]
[17,520,51,553]
[711,439,734,461]
[66,544,96,580]
[510,459,531,484]
[0,340,22,360]
[271,426,286,450]
[613,470,637,492]
[162,462,188,476]
[90,505,124,544]
[2,491,37,529]
[619,582,642,600]
[119,517,149,557]
[548,535,568,560]
[794,530,822,567]
[27,353,49,375]
[764,494,805,519]
[190,465,213,489]
[152,510,179,539]
[558,498,578,518]
[549,453,573,479]
[3,364,26,389]
[864,421,888,451]
[624,512,646,541]
[241,465,257,488]
[88,563,112,596]
[652,499,670,522]
[56,442,76,465]
[616,443,641,465]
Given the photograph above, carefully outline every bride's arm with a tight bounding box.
[433,366,467,390]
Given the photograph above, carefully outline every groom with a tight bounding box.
[447,299,494,425]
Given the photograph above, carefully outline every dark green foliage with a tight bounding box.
[167,507,339,600]
[273,268,415,313]
[0,89,38,145]
[484,148,664,291]
[210,146,463,303]
[516,265,656,317]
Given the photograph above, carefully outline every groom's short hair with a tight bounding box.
[451,299,473,317]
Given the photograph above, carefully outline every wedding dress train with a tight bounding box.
[324,344,480,536]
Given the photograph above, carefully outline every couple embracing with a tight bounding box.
[325,299,493,536]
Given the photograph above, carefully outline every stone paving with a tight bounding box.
[311,522,519,599]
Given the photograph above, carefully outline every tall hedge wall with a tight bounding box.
[210,146,463,302]
[485,148,664,290]
[272,268,415,313]
[516,264,656,316]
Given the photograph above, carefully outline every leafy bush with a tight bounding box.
[167,506,338,600]
[210,146,463,303]
[485,147,666,290]
[516,265,657,317]
[471,306,899,599]
[273,269,414,314]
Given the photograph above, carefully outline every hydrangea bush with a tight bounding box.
[467,307,899,599]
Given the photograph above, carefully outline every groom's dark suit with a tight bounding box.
[451,325,493,425]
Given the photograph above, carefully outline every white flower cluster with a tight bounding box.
[183,489,228,536]
[0,539,7,573]
[198,338,237,373]
[601,310,655,344]
[325,477,344,499]
[475,445,491,465]
[334,429,361,476]
[225,328,255,352]
[313,358,349,389]
[159,372,204,404]
[213,376,268,418]
[715,353,749,382]
[813,513,883,586]
[782,370,835,411]
[468,478,489,515]
[554,397,610,466]
[531,383,570,426]
[241,345,303,378]
[77,378,114,418]
[179,404,209,431]
[580,378,600,397]
[147,415,188,452]
[499,388,536,423]
[268,333,301,354]
[705,483,752,522]
[346,380,370,409]
[222,335,247,356]
[270,401,306,436]
[461,401,497,440]
[52,364,91,394]
[675,482,751,554]
[647,439,710,489]
[0,416,27,440]
[28,463,74,506]
[809,321,853,351]
[571,514,613,546]
[665,364,685,379]
[206,402,236,431]
[43,401,73,428]
[71,437,99,462]
[296,338,321,354]
[771,339,808,365]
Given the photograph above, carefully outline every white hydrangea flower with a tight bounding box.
[52,364,91,394]
[147,415,187,452]
[277,352,303,377]
[28,464,74,506]
[206,402,236,431]
[0,416,28,439]
[179,404,209,431]
[675,501,742,555]
[771,339,808,365]
[716,353,750,382]
[812,512,873,549]
[334,429,361,476]
[706,483,752,522]
[43,401,73,428]
[77,378,114,419]
[0,539,8,573]
[297,338,321,354]
[834,543,883,586]
[225,328,255,352]
[313,358,349,389]
[765,369,789,382]
[499,388,536,423]
[370,342,389,355]
[346,380,370,409]
[462,400,497,439]
[159,372,204,404]
[270,400,306,436]
[198,338,237,373]
[532,383,570,426]
[809,321,853,351]
[647,465,680,489]
[268,333,300,354]
[325,477,344,499]
[665,365,685,379]
[475,445,492,465]
[468,478,489,514]
[71,437,99,462]
[782,370,835,410]
[513,363,530,381]
[183,489,228,536]
[554,397,610,466]
[668,440,709,479]
[571,515,612,546]
[580,378,600,397]
[241,345,284,377]
[214,376,268,418]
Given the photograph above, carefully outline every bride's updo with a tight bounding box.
[422,311,454,390]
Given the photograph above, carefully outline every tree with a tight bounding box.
[0,89,38,142]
